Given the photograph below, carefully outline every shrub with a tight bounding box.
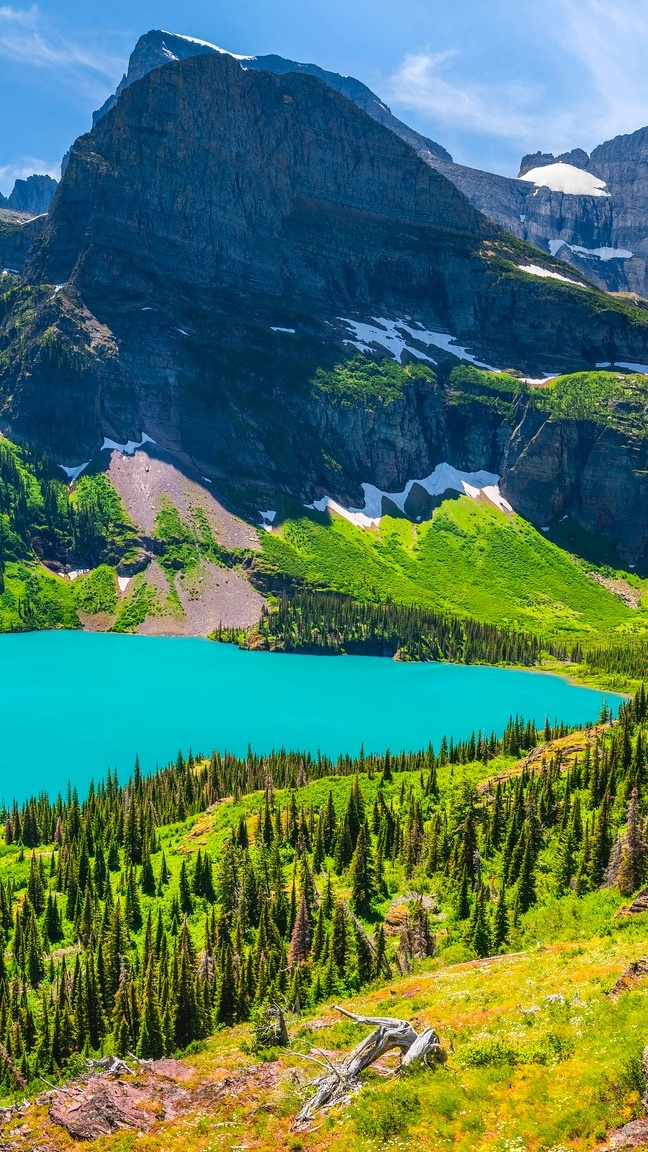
[351,1080,421,1140]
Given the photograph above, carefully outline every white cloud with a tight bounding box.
[0,5,122,79]
[539,0,648,145]
[387,51,552,142]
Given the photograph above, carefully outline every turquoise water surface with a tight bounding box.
[0,632,621,802]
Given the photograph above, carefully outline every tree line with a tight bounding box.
[217,591,566,666]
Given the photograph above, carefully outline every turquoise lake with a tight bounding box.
[0,632,621,803]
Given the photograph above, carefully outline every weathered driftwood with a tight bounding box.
[87,1055,134,1076]
[293,1006,446,1127]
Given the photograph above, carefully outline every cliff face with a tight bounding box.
[87,30,648,299]
[92,29,452,163]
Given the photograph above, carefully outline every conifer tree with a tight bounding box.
[492,881,509,951]
[617,788,647,895]
[137,960,165,1058]
[350,824,376,916]
[288,894,311,967]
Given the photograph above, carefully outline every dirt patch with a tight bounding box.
[588,572,642,608]
[607,1117,648,1148]
[135,559,263,636]
[40,1057,284,1143]
[49,1077,172,1139]
[108,444,260,551]
[607,957,648,997]
[78,611,116,632]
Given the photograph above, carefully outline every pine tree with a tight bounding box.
[467,888,491,958]
[456,867,471,920]
[331,900,348,977]
[492,881,509,951]
[215,943,238,1025]
[617,788,647,895]
[350,824,376,916]
[373,923,390,978]
[178,860,193,916]
[137,960,165,1058]
[288,894,311,967]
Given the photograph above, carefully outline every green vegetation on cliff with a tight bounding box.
[258,497,645,646]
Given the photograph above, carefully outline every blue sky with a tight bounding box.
[2,0,648,193]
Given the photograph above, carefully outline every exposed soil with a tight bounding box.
[108,444,260,551]
[589,572,642,608]
[135,559,263,636]
[0,1056,284,1148]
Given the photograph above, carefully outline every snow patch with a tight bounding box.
[201,476,212,484]
[160,31,253,60]
[520,163,609,197]
[306,462,512,529]
[176,328,189,336]
[517,264,581,285]
[259,509,277,532]
[117,576,130,593]
[141,307,156,312]
[338,317,496,369]
[270,326,296,334]
[570,244,633,261]
[101,433,156,456]
[548,239,568,257]
[596,361,648,374]
[67,568,89,582]
[547,239,632,261]
[59,462,90,482]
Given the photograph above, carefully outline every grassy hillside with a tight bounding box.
[259,497,648,646]
[0,700,646,1149]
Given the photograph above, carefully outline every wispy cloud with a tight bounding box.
[387,51,550,142]
[540,0,648,144]
[386,0,648,171]
[0,5,122,79]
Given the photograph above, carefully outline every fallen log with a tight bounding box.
[293,1006,446,1127]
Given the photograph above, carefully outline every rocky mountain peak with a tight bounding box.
[0,174,57,215]
[92,28,452,164]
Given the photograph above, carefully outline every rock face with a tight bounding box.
[0,174,57,215]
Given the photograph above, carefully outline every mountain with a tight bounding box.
[3,40,648,567]
[0,173,57,215]
[89,31,648,297]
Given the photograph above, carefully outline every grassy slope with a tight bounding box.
[260,497,648,646]
[15,933,648,1152]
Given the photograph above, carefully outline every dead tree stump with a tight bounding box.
[293,1006,446,1127]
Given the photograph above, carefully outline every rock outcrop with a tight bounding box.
[0,174,57,215]
[92,28,452,164]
